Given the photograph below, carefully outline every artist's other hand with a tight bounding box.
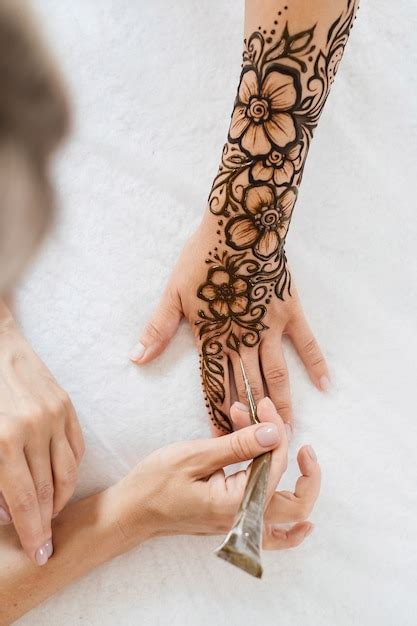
[0,315,84,565]
[130,222,329,435]
[111,398,320,551]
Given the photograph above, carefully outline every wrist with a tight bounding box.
[102,482,155,556]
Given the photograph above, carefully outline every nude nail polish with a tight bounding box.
[129,342,145,361]
[234,401,249,412]
[35,544,49,566]
[255,424,279,447]
[45,539,54,558]
[0,506,11,525]
[319,375,331,391]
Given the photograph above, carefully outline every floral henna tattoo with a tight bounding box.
[225,184,297,260]
[197,1,359,432]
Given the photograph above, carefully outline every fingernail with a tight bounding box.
[285,423,293,441]
[306,445,317,462]
[129,341,146,362]
[319,375,331,391]
[0,506,11,525]
[255,424,279,447]
[261,396,275,410]
[45,538,54,558]
[304,524,315,537]
[233,402,249,412]
[35,544,50,566]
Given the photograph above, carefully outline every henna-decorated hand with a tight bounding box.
[130,217,328,436]
[130,1,358,435]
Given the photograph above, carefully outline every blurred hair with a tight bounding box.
[0,0,70,294]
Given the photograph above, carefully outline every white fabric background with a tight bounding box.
[15,1,417,624]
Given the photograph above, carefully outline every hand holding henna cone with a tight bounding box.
[215,356,271,578]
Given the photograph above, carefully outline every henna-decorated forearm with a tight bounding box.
[196,0,359,433]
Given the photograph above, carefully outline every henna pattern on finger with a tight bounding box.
[197,1,359,432]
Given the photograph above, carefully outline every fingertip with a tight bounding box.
[257,396,276,413]
[318,375,331,392]
[128,341,146,364]
[257,397,285,429]
[297,445,320,476]
[230,401,250,429]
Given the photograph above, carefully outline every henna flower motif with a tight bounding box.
[251,143,302,186]
[225,184,297,260]
[198,268,250,318]
[228,66,300,157]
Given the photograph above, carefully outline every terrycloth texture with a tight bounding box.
[16,1,417,624]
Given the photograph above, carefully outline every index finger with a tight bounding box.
[0,454,51,565]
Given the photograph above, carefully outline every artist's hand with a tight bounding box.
[0,314,84,565]
[111,398,320,551]
[130,220,329,435]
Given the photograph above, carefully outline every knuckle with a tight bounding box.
[144,321,164,343]
[310,355,325,368]
[20,408,44,430]
[230,433,252,462]
[59,391,71,409]
[14,490,37,514]
[276,402,292,416]
[236,383,247,401]
[57,462,78,488]
[248,382,263,399]
[303,337,318,356]
[265,366,288,386]
[47,399,66,419]
[35,481,54,503]
[0,429,16,455]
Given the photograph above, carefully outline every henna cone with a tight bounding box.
[215,357,271,578]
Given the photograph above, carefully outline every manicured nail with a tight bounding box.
[304,524,315,537]
[45,539,54,558]
[129,342,146,362]
[306,445,317,462]
[255,424,279,447]
[234,401,249,412]
[0,506,11,524]
[285,423,293,441]
[319,375,331,391]
[35,544,49,566]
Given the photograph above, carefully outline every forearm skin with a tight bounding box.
[0,489,142,624]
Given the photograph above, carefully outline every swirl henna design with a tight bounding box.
[197,1,359,433]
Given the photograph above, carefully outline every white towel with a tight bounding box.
[16,1,417,624]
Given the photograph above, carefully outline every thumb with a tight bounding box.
[190,421,281,478]
[129,284,182,364]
